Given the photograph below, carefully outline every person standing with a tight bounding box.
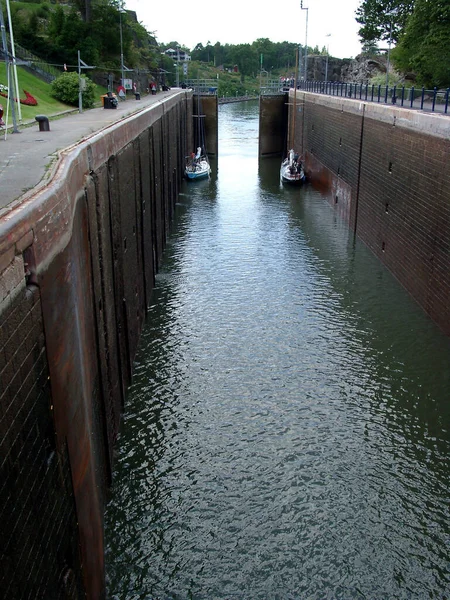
[117,84,126,101]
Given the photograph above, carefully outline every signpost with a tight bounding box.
[77,51,95,113]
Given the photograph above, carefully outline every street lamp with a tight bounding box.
[385,9,397,88]
[325,34,331,82]
[386,21,393,88]
[176,45,180,87]
[119,0,124,85]
[300,1,309,82]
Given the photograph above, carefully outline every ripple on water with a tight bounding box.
[105,101,450,600]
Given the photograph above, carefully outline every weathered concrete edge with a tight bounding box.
[293,91,450,139]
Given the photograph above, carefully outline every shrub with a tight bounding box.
[51,72,96,109]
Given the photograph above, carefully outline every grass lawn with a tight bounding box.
[0,64,108,123]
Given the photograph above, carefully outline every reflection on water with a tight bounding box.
[105,100,450,600]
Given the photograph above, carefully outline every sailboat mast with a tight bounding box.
[290,47,299,152]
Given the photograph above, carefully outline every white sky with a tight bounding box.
[124,0,363,59]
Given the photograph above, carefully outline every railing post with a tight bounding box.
[432,87,437,112]
[392,85,397,104]
[371,84,374,102]
[384,84,388,104]
[410,86,414,108]
[420,87,425,110]
[401,86,405,106]
[365,83,368,100]
[378,85,381,103]
[445,88,449,114]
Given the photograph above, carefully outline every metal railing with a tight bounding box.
[184,79,218,95]
[4,38,61,83]
[296,80,450,115]
[260,79,285,95]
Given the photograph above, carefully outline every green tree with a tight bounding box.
[393,0,450,87]
[356,0,414,48]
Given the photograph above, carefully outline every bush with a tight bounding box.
[51,72,96,109]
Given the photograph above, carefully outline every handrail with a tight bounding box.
[293,80,449,115]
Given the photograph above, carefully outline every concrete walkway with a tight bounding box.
[0,90,178,212]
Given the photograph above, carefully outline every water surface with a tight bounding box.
[105,100,450,600]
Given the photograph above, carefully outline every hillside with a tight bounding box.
[0,64,109,124]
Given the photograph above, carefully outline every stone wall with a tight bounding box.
[292,91,450,336]
[0,91,192,599]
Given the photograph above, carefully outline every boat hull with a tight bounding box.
[280,164,305,185]
[185,159,211,180]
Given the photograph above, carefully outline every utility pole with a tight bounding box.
[300,1,309,82]
[0,1,19,133]
[325,34,331,82]
[77,51,95,114]
[119,0,124,86]
[385,8,397,89]
[386,20,392,88]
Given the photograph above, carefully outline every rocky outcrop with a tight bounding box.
[340,55,386,83]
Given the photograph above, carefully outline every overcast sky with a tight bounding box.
[124,0,363,59]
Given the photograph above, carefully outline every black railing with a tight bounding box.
[296,81,449,115]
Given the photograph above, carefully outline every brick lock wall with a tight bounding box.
[0,283,83,599]
[0,91,192,599]
[297,93,450,336]
[300,97,365,227]
[357,114,450,333]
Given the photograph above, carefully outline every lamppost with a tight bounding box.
[385,9,397,88]
[325,33,331,82]
[386,20,393,88]
[119,0,124,85]
[177,48,181,86]
[300,1,309,82]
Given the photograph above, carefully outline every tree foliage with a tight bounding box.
[393,0,450,87]
[51,72,96,108]
[7,0,157,73]
[191,38,302,77]
[356,0,450,86]
[355,0,414,48]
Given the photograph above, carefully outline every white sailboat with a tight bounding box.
[280,149,305,184]
[185,146,211,180]
[185,89,211,181]
[280,47,306,186]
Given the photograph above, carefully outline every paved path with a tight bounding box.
[0,90,178,212]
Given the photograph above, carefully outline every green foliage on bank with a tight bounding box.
[2,0,159,74]
[392,0,450,88]
[51,72,97,108]
[0,63,72,120]
[356,0,450,86]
